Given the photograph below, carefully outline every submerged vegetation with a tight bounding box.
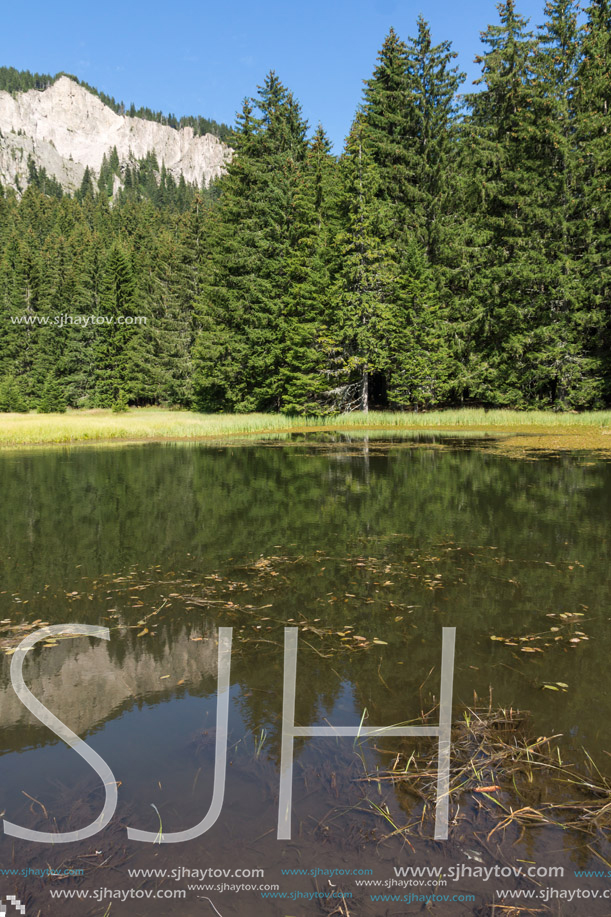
[1,439,611,910]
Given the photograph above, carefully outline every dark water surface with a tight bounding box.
[0,434,610,915]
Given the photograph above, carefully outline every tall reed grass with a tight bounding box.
[1,406,610,447]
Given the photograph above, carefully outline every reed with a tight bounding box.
[2,406,611,447]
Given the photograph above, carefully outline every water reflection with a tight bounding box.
[0,436,610,913]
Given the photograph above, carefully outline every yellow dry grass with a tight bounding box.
[1,406,611,450]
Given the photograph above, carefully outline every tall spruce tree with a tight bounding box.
[332,115,395,412]
[94,243,138,406]
[193,75,309,411]
[362,27,410,223]
[463,1,547,406]
[279,126,340,413]
[575,0,611,399]
[527,0,601,407]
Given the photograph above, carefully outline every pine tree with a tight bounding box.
[332,115,395,412]
[524,0,602,407]
[194,75,309,411]
[0,375,27,412]
[94,243,138,406]
[574,0,611,399]
[279,126,339,413]
[37,372,67,412]
[463,1,547,406]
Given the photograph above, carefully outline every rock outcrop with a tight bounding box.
[0,75,231,194]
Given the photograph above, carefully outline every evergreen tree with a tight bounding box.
[574,0,611,399]
[280,126,339,413]
[76,166,95,202]
[94,243,138,406]
[402,17,465,265]
[463,1,546,406]
[37,372,67,412]
[526,0,601,407]
[0,375,27,412]
[332,115,395,412]
[386,241,454,408]
[362,27,410,219]
[194,75,309,411]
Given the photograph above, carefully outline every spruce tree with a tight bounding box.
[575,0,611,399]
[0,375,27,412]
[37,373,67,412]
[279,126,339,413]
[332,115,395,412]
[526,0,601,407]
[463,1,545,406]
[94,243,138,406]
[194,75,309,411]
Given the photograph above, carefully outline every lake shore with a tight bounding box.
[0,408,611,451]
[2,406,611,450]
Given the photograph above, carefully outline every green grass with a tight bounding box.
[1,406,611,448]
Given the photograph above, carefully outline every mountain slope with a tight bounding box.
[0,75,231,194]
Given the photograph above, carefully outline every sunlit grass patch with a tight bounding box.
[1,405,611,448]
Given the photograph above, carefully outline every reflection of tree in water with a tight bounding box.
[0,441,609,600]
[1,442,611,803]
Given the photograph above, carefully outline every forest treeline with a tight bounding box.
[0,0,609,414]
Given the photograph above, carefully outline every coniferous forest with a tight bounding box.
[0,0,609,414]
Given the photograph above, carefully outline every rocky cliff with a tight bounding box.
[0,75,231,194]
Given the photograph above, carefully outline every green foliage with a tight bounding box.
[37,373,67,413]
[2,8,611,413]
[194,74,311,412]
[0,375,27,412]
[331,115,395,411]
[111,389,129,412]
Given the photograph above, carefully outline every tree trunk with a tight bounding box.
[361,367,369,413]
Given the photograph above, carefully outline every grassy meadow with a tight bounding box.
[1,406,611,448]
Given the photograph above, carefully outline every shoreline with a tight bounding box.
[1,407,611,452]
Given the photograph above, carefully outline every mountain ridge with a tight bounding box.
[0,75,232,195]
[0,65,232,140]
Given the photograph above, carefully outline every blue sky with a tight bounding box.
[1,0,550,152]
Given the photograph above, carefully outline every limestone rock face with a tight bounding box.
[0,75,231,194]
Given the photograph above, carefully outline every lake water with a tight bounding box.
[0,434,610,915]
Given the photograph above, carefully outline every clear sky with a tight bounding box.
[1,0,550,152]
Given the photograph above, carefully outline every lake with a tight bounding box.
[1,434,610,915]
